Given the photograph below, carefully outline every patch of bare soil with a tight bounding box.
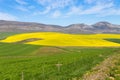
[82,54,120,80]
[33,46,67,55]
[15,38,42,43]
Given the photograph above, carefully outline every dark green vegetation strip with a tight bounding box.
[0,43,120,80]
[0,32,33,40]
[0,32,20,40]
[105,38,120,44]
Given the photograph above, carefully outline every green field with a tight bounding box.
[0,32,120,80]
[0,32,20,40]
[105,38,120,44]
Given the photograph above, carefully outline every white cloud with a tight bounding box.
[0,12,17,20]
[16,6,28,11]
[16,0,27,5]
[37,0,74,9]
[85,0,113,4]
[52,10,61,18]
[97,8,120,17]
[33,6,51,15]
[67,6,82,15]
[34,0,120,17]
[28,6,35,9]
[15,0,35,12]
[67,0,116,16]
[85,0,96,4]
[81,2,113,15]
[35,0,74,16]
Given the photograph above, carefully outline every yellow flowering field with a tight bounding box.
[1,32,120,47]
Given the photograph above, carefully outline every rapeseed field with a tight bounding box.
[1,32,120,46]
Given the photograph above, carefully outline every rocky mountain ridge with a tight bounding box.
[0,20,120,33]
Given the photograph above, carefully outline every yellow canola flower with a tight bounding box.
[1,32,120,47]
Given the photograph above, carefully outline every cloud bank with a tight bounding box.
[0,12,17,20]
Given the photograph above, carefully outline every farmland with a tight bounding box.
[1,32,120,47]
[0,32,120,80]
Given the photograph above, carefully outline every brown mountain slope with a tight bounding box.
[0,20,120,33]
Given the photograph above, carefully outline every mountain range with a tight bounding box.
[0,20,120,33]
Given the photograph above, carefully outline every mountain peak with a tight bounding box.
[92,21,114,29]
[93,21,111,26]
[67,23,89,28]
[96,21,111,24]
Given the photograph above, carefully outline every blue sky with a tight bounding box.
[0,0,120,26]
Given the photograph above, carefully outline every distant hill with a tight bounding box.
[0,20,120,33]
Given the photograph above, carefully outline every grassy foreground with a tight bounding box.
[0,42,120,80]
